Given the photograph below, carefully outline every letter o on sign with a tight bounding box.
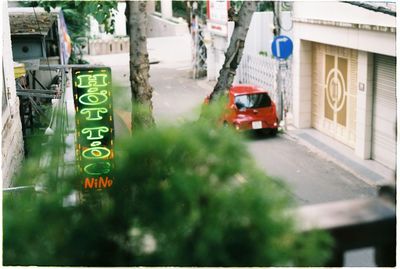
[79,92,108,106]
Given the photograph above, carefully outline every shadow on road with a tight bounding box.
[243,130,281,141]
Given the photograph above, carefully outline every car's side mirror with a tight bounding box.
[230,104,238,110]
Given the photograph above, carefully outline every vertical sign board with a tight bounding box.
[206,0,230,36]
[72,67,115,191]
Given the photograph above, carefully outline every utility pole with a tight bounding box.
[191,1,199,79]
[273,1,281,36]
[273,1,288,130]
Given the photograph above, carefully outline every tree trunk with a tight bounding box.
[127,1,155,130]
[209,1,258,101]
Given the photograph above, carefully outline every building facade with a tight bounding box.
[291,1,396,172]
[2,1,25,187]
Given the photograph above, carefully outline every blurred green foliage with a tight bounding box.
[22,0,117,37]
[172,0,188,20]
[3,103,332,266]
[257,1,274,12]
[155,0,161,13]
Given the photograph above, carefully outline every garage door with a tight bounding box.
[372,54,397,170]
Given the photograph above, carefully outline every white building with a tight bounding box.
[291,1,396,172]
[87,1,188,55]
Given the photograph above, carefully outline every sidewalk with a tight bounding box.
[283,124,395,188]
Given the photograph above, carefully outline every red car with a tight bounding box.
[205,84,279,135]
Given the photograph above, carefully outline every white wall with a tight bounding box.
[161,0,173,19]
[243,11,293,57]
[147,14,189,37]
[292,1,396,57]
[114,2,127,36]
[293,1,396,28]
[2,1,25,187]
[207,11,293,81]
[293,21,396,57]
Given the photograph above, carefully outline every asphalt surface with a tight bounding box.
[246,133,376,206]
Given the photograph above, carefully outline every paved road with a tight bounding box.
[247,134,376,206]
[85,34,377,266]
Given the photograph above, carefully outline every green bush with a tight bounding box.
[3,106,332,266]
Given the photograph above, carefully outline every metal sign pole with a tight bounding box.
[276,61,283,123]
[274,1,283,128]
[272,34,292,130]
[280,60,288,130]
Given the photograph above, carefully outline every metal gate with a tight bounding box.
[372,54,397,169]
[311,43,358,148]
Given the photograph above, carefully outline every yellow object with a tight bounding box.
[14,62,26,78]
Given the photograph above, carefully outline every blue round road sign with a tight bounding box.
[271,35,293,60]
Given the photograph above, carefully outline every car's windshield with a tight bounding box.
[234,93,271,109]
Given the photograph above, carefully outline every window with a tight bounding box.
[234,93,271,109]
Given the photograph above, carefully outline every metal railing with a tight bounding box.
[296,184,396,266]
[6,65,71,193]
[235,53,293,115]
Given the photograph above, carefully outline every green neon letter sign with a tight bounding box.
[80,108,108,120]
[82,146,111,159]
[79,92,108,106]
[73,67,115,189]
[82,126,109,140]
[84,161,111,175]
[77,74,108,88]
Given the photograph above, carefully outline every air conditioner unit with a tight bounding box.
[11,34,46,61]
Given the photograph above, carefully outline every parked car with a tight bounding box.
[204,84,279,135]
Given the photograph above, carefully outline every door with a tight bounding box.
[312,43,357,148]
[372,54,396,169]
